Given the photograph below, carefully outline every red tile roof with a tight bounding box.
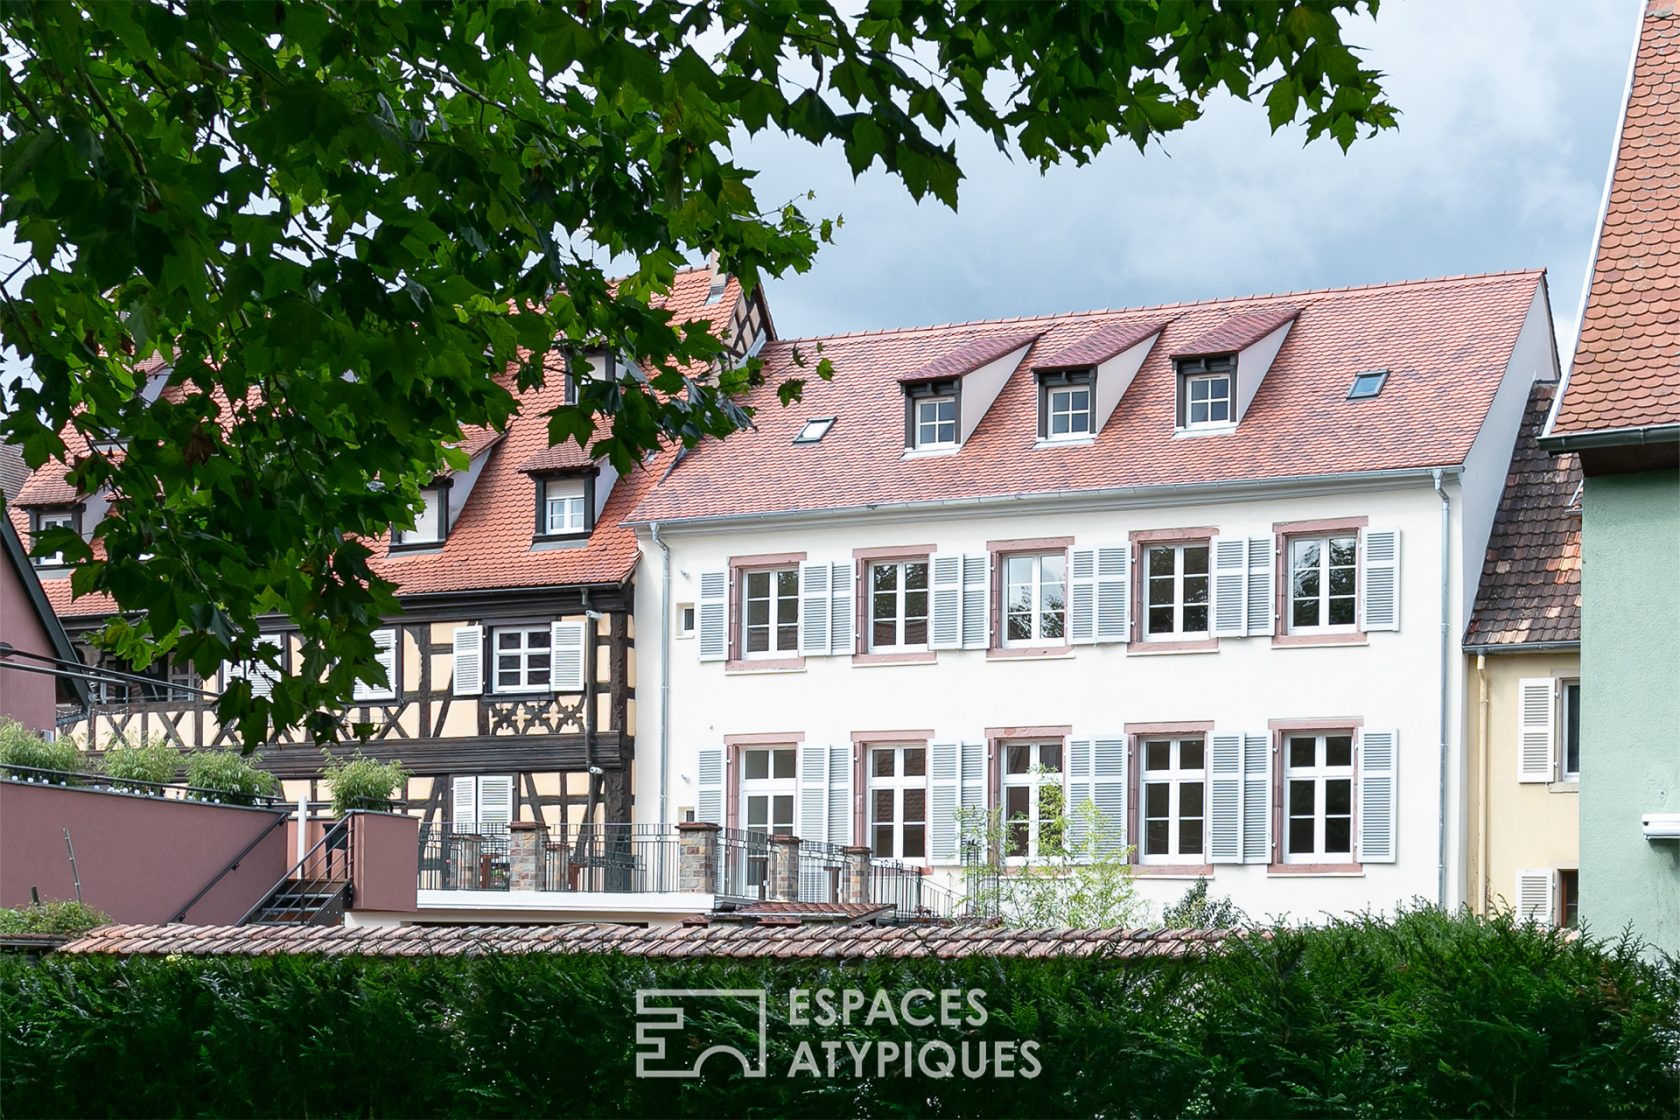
[1549,2,1680,438]
[9,265,745,617]
[631,272,1546,525]
[1172,305,1301,358]
[519,440,598,475]
[61,921,1235,960]
[1032,319,1170,371]
[0,442,30,504]
[897,329,1044,384]
[1465,382,1582,649]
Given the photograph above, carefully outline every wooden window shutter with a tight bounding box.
[477,775,514,829]
[1069,549,1098,643]
[929,554,964,650]
[695,747,725,825]
[1095,547,1130,642]
[550,620,587,692]
[1358,728,1398,863]
[1515,869,1555,925]
[1066,738,1094,852]
[1211,538,1248,638]
[827,743,853,847]
[960,555,990,649]
[959,741,987,852]
[1517,677,1557,782]
[1241,733,1271,863]
[1091,735,1128,857]
[451,625,484,697]
[797,743,831,843]
[798,560,832,656]
[1361,528,1401,631]
[1208,733,1245,863]
[696,570,728,662]
[828,562,855,656]
[352,627,399,702]
[928,741,961,862]
[451,776,476,829]
[1245,536,1276,637]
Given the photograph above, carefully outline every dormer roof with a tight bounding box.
[519,440,598,475]
[1031,319,1171,371]
[896,329,1045,384]
[1172,306,1301,359]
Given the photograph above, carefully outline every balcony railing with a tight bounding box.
[543,824,680,893]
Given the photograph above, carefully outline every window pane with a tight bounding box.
[777,594,798,624]
[1005,785,1030,818]
[746,627,768,654]
[902,825,925,859]
[1146,819,1169,855]
[773,794,793,827]
[904,748,926,777]
[1041,553,1066,584]
[747,571,768,597]
[1148,576,1175,606]
[747,598,769,627]
[873,749,895,778]
[1289,737,1316,768]
[773,750,796,779]
[497,632,520,651]
[1007,612,1033,642]
[745,751,768,780]
[874,825,894,856]
[1329,537,1356,566]
[905,591,927,620]
[1288,818,1315,855]
[1564,683,1581,774]
[1146,741,1171,771]
[776,569,799,597]
[1180,781,1204,817]
[1039,744,1061,773]
[1179,817,1203,855]
[1145,783,1169,816]
[1006,745,1031,774]
[1183,546,1209,575]
[1326,778,1352,815]
[1051,411,1070,435]
[873,789,895,821]
[1288,779,1315,815]
[1183,603,1209,633]
[1327,736,1353,768]
[1329,597,1356,626]
[1328,566,1355,596]
[905,562,928,589]
[1149,548,1175,578]
[1325,816,1351,855]
[1181,740,1205,770]
[873,564,898,592]
[777,622,798,650]
[904,616,928,646]
[1148,606,1174,634]
[1209,397,1230,422]
[903,788,926,823]
[873,620,896,647]
[1292,599,1319,629]
[748,798,767,825]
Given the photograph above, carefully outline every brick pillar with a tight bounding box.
[767,833,801,902]
[842,845,872,904]
[677,821,720,894]
[508,822,544,892]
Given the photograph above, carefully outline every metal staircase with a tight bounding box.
[239,818,352,926]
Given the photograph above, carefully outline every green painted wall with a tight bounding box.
[1580,468,1680,954]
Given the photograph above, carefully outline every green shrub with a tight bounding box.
[184,750,278,806]
[321,751,408,816]
[98,737,181,793]
[0,900,111,938]
[0,719,82,780]
[0,908,1672,1119]
[1161,877,1248,928]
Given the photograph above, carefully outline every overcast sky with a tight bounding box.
[741,0,1642,354]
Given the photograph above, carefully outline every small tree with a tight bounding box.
[98,736,181,793]
[959,774,1142,929]
[1161,878,1248,929]
[184,750,278,806]
[0,719,82,781]
[321,752,409,817]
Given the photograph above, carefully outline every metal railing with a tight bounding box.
[543,824,680,893]
[238,816,352,925]
[716,828,770,900]
[417,824,510,891]
[871,858,962,921]
[0,764,286,808]
[796,838,847,904]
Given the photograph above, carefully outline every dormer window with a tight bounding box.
[1348,368,1389,400]
[905,379,960,450]
[392,485,447,548]
[1176,356,1235,429]
[1038,369,1094,441]
[30,509,77,568]
[534,474,594,540]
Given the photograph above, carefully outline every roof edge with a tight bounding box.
[1537,423,1680,453]
[0,514,90,709]
[1464,639,1581,654]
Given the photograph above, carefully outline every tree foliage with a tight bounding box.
[0,1,1396,745]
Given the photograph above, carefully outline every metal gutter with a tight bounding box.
[627,466,1465,536]
[1537,424,1680,454]
[1462,639,1582,655]
[1433,468,1452,909]
[650,521,673,834]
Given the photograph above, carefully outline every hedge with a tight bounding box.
[1,909,1674,1118]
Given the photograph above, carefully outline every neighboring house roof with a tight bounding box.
[709,900,895,925]
[1465,382,1582,650]
[1546,0,1680,444]
[61,921,1234,959]
[631,270,1547,525]
[8,264,754,618]
[0,517,90,708]
[0,442,29,504]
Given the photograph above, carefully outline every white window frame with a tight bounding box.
[352,627,399,702]
[1283,732,1356,863]
[1002,552,1068,647]
[394,486,444,546]
[739,747,797,836]
[1143,543,1212,640]
[1185,374,1232,427]
[492,625,551,694]
[1560,679,1581,781]
[676,604,696,640]
[741,567,800,658]
[868,744,929,863]
[1044,383,1093,440]
[32,511,74,567]
[543,478,587,535]
[451,774,513,836]
[1001,740,1064,861]
[869,559,930,651]
[914,394,958,449]
[1287,534,1359,633]
[1139,738,1207,863]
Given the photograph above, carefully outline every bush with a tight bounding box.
[98,737,181,793]
[321,751,408,816]
[1161,877,1248,929]
[0,908,1672,1118]
[0,719,82,780]
[0,900,111,938]
[184,750,278,806]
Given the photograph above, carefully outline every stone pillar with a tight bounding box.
[767,833,802,902]
[508,822,544,892]
[677,821,720,894]
[842,845,872,904]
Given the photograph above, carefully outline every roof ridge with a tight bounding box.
[766,269,1546,347]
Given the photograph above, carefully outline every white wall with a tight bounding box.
[636,477,1462,922]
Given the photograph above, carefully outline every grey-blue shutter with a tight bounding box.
[930,555,963,650]
[697,570,728,661]
[1246,536,1275,637]
[798,561,832,655]
[929,741,961,862]
[1069,550,1097,643]
[1361,528,1400,631]
[1092,735,1128,856]
[1095,548,1130,642]
[961,555,990,649]
[829,563,855,656]
[695,747,725,825]
[1242,733,1271,863]
[1211,538,1247,637]
[1358,729,1398,863]
[451,625,483,696]
[1066,738,1094,852]
[1209,733,1244,863]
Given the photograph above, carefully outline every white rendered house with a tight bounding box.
[629,271,1558,920]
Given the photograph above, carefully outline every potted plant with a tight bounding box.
[98,736,181,794]
[322,751,409,816]
[0,719,83,783]
[184,749,279,806]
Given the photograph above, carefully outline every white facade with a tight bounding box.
[631,290,1556,924]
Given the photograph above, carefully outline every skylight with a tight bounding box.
[794,417,836,444]
[1348,369,1390,400]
